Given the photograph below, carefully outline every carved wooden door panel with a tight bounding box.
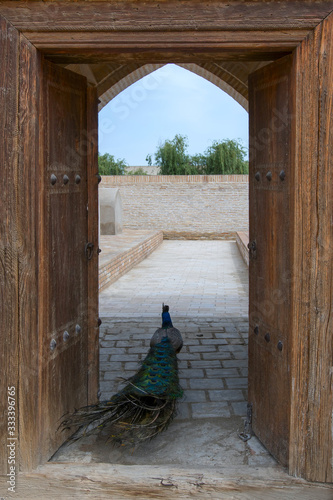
[248,54,294,466]
[39,60,89,460]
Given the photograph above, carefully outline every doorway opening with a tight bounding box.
[51,64,273,470]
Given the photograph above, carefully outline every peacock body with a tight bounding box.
[60,307,183,447]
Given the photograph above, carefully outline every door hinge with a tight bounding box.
[239,403,253,442]
[85,242,94,260]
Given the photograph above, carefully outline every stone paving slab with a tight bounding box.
[98,317,249,421]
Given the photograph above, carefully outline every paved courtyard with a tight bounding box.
[99,239,249,319]
[100,241,248,419]
[50,240,333,498]
[54,240,278,469]
[94,240,266,468]
[99,240,249,423]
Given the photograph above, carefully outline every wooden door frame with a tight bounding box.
[0,0,332,483]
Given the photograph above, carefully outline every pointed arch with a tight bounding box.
[65,61,271,112]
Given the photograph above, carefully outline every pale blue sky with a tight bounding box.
[98,64,249,166]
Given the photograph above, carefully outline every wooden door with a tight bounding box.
[0,21,99,471]
[248,55,294,466]
[38,60,91,461]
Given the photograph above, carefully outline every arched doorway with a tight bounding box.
[0,1,332,483]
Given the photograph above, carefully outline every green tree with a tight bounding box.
[145,154,152,166]
[150,135,248,175]
[154,134,197,175]
[98,152,127,175]
[190,153,206,174]
[203,139,248,175]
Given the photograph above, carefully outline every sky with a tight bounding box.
[98,64,249,166]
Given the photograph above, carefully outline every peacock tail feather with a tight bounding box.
[60,336,183,447]
[124,336,183,399]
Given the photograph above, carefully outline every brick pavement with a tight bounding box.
[51,241,332,493]
[99,240,250,421]
[99,240,248,319]
[53,240,278,469]
[99,317,249,421]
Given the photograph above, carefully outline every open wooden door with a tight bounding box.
[248,55,294,467]
[35,60,99,465]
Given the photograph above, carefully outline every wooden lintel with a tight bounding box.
[0,0,332,34]
[22,29,311,47]
[40,50,290,66]
[0,1,331,64]
[25,30,305,64]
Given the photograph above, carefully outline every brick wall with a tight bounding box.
[101,175,249,239]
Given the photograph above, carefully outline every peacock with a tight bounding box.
[60,305,183,447]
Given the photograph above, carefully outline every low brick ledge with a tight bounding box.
[235,232,249,267]
[99,230,163,291]
[163,231,237,240]
[101,174,249,185]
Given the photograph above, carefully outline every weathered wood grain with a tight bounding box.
[0,15,19,475]
[38,61,90,464]
[0,1,332,32]
[17,33,42,472]
[1,1,332,63]
[0,0,332,483]
[248,54,294,467]
[2,463,332,500]
[28,30,300,64]
[86,86,100,404]
[42,50,289,65]
[289,10,333,483]
[26,29,310,48]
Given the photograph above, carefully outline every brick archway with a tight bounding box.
[66,61,270,111]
